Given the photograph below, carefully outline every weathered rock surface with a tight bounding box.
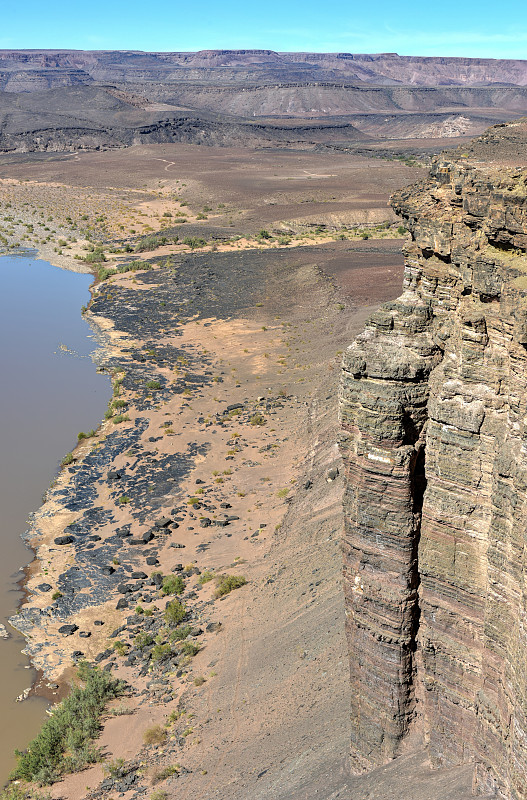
[339,119,527,798]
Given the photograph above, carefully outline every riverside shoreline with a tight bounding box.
[8,242,378,800]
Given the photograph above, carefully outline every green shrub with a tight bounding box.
[164,599,187,627]
[11,663,125,784]
[77,430,96,441]
[112,414,130,424]
[161,575,185,596]
[135,234,167,252]
[170,624,192,641]
[103,757,127,778]
[145,380,161,391]
[151,643,173,663]
[198,570,214,585]
[214,574,247,598]
[84,248,106,264]
[180,641,200,657]
[182,237,207,249]
[134,632,154,651]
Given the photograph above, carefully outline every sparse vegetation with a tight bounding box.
[10,663,126,785]
[143,725,167,746]
[214,574,247,598]
[160,575,185,596]
[164,599,187,627]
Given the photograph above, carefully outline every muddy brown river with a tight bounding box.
[0,255,111,783]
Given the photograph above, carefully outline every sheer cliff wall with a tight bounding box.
[339,122,527,799]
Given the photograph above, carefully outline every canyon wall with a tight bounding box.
[339,120,527,798]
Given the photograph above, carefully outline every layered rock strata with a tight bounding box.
[339,120,527,798]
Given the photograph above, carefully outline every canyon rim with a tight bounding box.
[340,118,527,799]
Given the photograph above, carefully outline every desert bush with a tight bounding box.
[84,248,106,264]
[180,641,200,657]
[143,725,166,746]
[151,643,173,663]
[134,632,154,651]
[182,237,206,249]
[164,599,187,627]
[151,763,179,784]
[170,624,192,642]
[214,574,247,598]
[11,663,125,784]
[161,575,185,596]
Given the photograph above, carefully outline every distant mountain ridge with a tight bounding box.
[0,50,527,153]
[0,50,526,90]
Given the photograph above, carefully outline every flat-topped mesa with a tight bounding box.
[339,119,527,798]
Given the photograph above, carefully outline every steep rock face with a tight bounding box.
[339,120,527,798]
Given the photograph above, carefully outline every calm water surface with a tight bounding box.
[0,255,111,782]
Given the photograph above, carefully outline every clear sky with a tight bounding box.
[1,0,526,59]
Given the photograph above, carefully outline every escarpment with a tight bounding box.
[339,119,527,799]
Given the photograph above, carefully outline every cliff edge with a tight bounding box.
[339,119,527,799]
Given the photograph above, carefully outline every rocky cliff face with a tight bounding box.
[339,119,527,799]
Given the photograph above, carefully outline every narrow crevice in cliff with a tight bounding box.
[408,444,426,708]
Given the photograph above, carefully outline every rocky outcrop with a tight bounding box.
[339,119,527,798]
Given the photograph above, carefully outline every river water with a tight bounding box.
[0,255,111,783]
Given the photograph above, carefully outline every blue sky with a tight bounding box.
[1,0,526,58]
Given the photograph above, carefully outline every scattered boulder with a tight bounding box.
[154,517,172,529]
[54,535,74,545]
[58,624,78,636]
[326,467,339,482]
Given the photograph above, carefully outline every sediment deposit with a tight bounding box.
[340,119,527,798]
